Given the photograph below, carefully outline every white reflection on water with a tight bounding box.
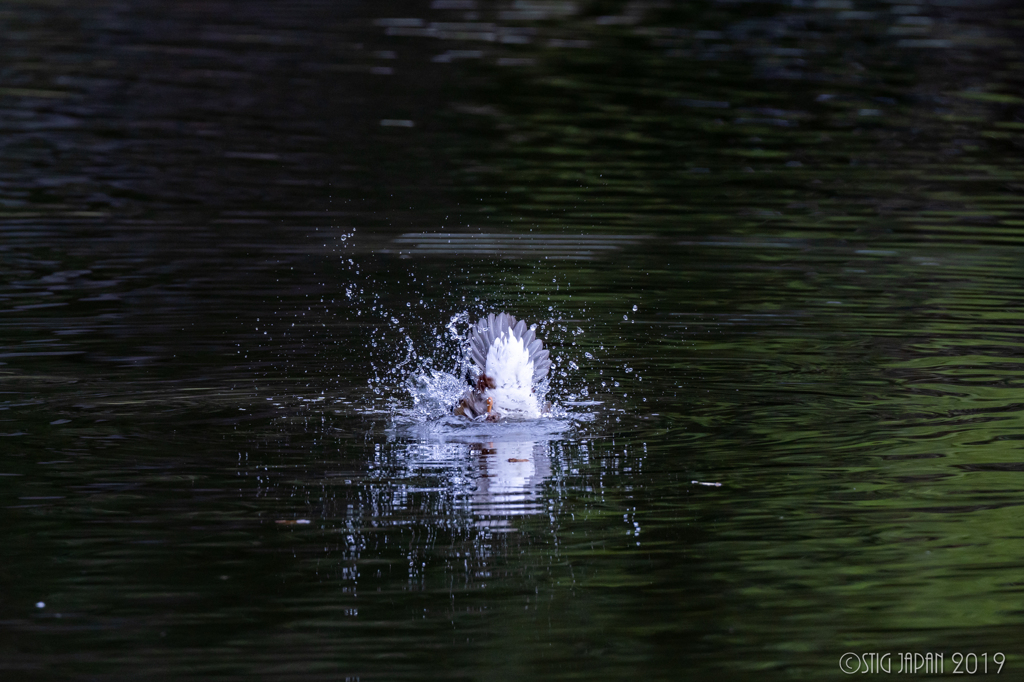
[387,420,569,531]
[466,439,551,528]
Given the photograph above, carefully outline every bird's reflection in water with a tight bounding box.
[385,427,560,532]
[467,440,551,530]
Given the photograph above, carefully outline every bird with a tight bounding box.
[454,313,551,421]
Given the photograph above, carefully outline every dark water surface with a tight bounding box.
[4,0,1024,679]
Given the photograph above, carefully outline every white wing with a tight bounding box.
[467,313,550,384]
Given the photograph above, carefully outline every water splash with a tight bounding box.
[366,309,588,430]
[401,369,470,423]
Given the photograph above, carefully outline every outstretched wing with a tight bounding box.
[468,313,550,384]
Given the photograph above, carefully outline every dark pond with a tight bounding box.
[3,0,1024,679]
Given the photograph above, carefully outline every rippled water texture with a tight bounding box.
[4,0,1024,679]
